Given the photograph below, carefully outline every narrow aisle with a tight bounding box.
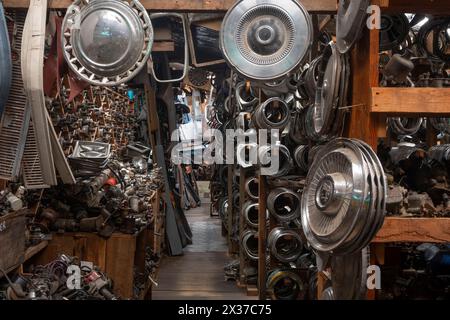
[153,183,255,300]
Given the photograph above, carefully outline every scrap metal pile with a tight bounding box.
[381,143,450,217]
[0,255,117,300]
[378,243,450,300]
[32,164,163,239]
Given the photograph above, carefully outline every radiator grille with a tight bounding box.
[22,120,49,189]
[0,12,29,181]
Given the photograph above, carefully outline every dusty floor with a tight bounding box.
[152,182,254,300]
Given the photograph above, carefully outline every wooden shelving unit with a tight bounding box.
[343,0,450,300]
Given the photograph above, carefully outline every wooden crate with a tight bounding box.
[0,211,26,273]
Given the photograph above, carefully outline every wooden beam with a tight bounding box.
[153,41,175,52]
[3,0,337,12]
[381,0,450,14]
[371,88,450,116]
[374,217,450,243]
[348,26,382,150]
[257,175,267,300]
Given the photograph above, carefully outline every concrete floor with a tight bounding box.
[152,182,254,300]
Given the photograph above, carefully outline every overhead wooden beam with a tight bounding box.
[371,88,450,116]
[380,0,450,14]
[3,0,337,12]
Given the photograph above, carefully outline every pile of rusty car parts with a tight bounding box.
[377,243,450,300]
[32,165,163,239]
[0,255,117,300]
[382,143,450,218]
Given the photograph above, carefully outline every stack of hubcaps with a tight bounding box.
[301,138,387,255]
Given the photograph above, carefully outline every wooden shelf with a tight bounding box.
[374,217,450,243]
[378,0,450,15]
[2,0,337,12]
[371,88,450,116]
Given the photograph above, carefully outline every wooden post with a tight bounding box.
[258,175,267,300]
[238,168,247,285]
[348,26,383,150]
[227,165,234,253]
[143,80,159,164]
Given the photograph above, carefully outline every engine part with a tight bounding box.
[0,1,11,116]
[301,138,387,255]
[268,227,303,263]
[220,0,312,81]
[259,144,293,178]
[266,269,306,300]
[244,177,259,201]
[389,142,425,165]
[224,260,240,281]
[62,0,153,86]
[336,0,370,54]
[267,187,301,223]
[406,192,430,215]
[253,97,290,131]
[429,144,450,163]
[388,118,424,136]
[386,185,406,215]
[187,68,210,89]
[379,14,410,51]
[241,229,259,261]
[236,81,259,111]
[383,54,415,83]
[429,118,450,134]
